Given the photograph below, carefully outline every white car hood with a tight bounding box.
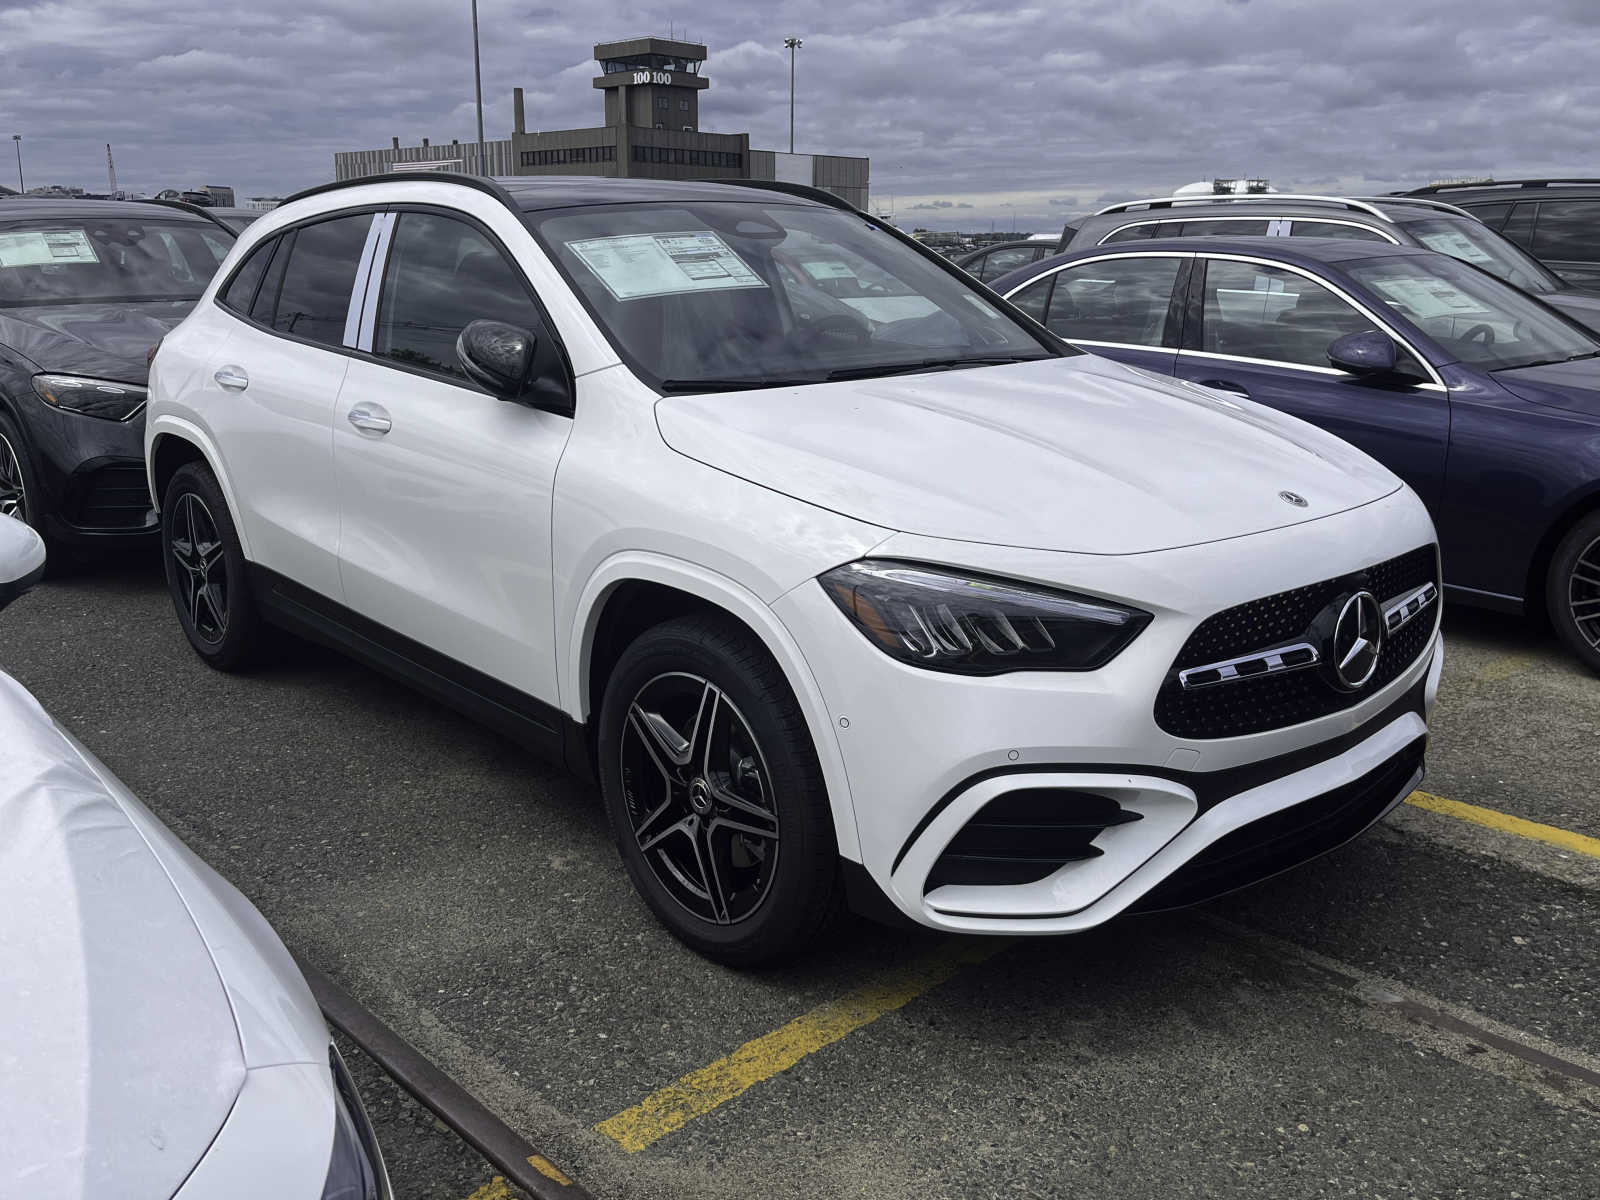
[655,355,1401,554]
[0,673,244,1198]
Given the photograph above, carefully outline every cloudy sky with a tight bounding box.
[1,0,1596,230]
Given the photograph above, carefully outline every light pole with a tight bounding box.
[11,135,21,194]
[470,0,487,175]
[783,37,802,153]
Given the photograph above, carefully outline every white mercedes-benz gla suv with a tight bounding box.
[145,175,1443,964]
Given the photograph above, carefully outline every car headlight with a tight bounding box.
[322,1045,391,1200]
[819,560,1151,674]
[31,374,148,420]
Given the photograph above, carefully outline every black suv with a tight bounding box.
[0,200,232,554]
[1064,193,1600,330]
[1401,180,1600,292]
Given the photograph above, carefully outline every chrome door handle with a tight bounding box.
[213,365,249,391]
[347,404,392,435]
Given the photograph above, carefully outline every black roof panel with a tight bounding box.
[0,198,214,223]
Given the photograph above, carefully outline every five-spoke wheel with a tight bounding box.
[169,491,228,643]
[161,460,267,671]
[599,615,840,965]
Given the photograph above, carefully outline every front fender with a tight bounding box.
[564,550,861,862]
[144,415,253,560]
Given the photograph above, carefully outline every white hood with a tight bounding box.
[655,355,1400,554]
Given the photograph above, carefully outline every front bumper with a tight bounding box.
[772,487,1442,933]
[11,395,155,542]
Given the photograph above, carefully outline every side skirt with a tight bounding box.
[247,564,579,771]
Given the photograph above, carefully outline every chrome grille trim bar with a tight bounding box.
[1177,642,1320,691]
[1383,582,1438,635]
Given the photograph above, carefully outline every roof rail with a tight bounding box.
[695,178,859,212]
[1354,195,1473,219]
[278,171,522,214]
[1402,179,1600,195]
[1095,194,1395,222]
[137,197,237,234]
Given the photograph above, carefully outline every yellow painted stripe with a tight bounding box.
[464,1178,513,1200]
[526,1155,575,1187]
[595,938,1008,1152]
[1405,790,1600,859]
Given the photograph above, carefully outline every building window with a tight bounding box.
[655,97,669,110]
[630,147,742,169]
[519,146,615,166]
[679,99,689,111]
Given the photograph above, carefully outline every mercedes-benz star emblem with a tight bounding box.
[1279,490,1309,508]
[1330,591,1383,691]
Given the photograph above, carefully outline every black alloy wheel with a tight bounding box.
[620,671,782,926]
[1549,512,1600,675]
[169,491,228,643]
[161,460,268,671]
[598,615,842,966]
[0,426,26,523]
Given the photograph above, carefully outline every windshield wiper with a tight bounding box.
[821,353,1047,382]
[658,376,829,393]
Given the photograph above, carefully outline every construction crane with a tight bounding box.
[106,144,117,197]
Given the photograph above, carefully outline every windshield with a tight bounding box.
[0,217,232,307]
[1347,253,1600,371]
[527,201,1059,390]
[1395,216,1564,295]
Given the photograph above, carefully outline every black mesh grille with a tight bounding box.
[1155,545,1438,739]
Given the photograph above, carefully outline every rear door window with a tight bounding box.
[1041,256,1183,346]
[1288,220,1389,241]
[373,211,543,384]
[1530,200,1600,264]
[270,214,373,348]
[1176,219,1272,237]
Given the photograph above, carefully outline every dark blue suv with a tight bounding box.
[993,238,1600,672]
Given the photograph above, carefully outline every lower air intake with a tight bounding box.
[925,788,1143,891]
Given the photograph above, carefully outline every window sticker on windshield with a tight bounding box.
[801,259,856,280]
[1415,230,1494,265]
[0,229,100,268]
[1370,275,1488,320]
[566,230,767,301]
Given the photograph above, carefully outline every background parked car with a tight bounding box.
[955,239,1060,283]
[1401,179,1600,292]
[995,237,1600,672]
[0,199,232,558]
[1063,194,1600,331]
[0,516,389,1199]
[207,206,266,234]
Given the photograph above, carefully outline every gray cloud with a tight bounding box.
[1,0,1596,231]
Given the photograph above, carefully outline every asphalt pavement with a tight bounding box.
[3,549,1596,1199]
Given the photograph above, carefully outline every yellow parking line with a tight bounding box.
[1405,790,1600,859]
[464,1178,514,1200]
[595,937,1009,1153]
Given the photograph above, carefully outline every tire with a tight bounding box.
[0,408,77,570]
[161,461,268,671]
[597,614,842,966]
[1547,511,1600,675]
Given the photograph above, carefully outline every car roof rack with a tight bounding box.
[137,197,238,234]
[1094,194,1396,222]
[1402,179,1600,195]
[1354,195,1473,219]
[277,171,523,214]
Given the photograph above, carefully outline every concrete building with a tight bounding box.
[335,36,868,209]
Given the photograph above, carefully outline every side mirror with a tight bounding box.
[1328,330,1400,377]
[456,319,575,416]
[457,320,536,401]
[0,518,46,613]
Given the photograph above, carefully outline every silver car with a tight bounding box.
[0,518,388,1198]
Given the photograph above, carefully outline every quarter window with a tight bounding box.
[1008,276,1053,323]
[1033,256,1181,347]
[1462,201,1511,231]
[270,215,373,347]
[1199,260,1393,371]
[1530,200,1600,264]
[373,211,543,384]
[1174,219,1271,237]
[1500,202,1537,249]
[1102,223,1159,244]
[219,237,276,312]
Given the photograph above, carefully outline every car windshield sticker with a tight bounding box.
[0,229,100,268]
[1368,274,1489,320]
[801,259,856,280]
[1414,229,1495,265]
[567,231,768,301]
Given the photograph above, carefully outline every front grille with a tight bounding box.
[1130,736,1425,912]
[66,464,154,531]
[1155,545,1438,739]
[925,788,1141,891]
